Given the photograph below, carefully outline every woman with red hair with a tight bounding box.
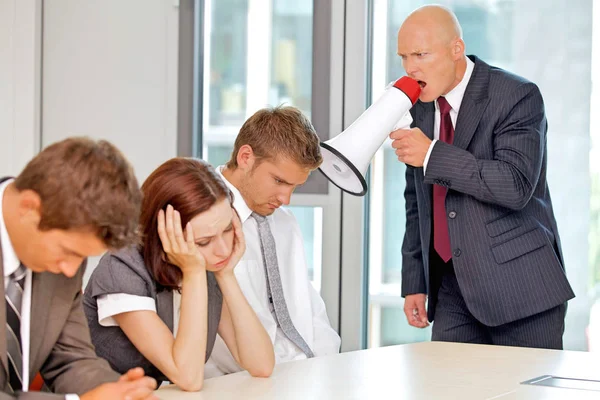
[83,158,274,391]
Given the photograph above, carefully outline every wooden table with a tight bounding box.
[156,341,600,399]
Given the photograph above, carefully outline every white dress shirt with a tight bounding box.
[204,167,341,378]
[392,56,475,173]
[0,180,78,399]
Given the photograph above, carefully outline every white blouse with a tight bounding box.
[97,290,182,337]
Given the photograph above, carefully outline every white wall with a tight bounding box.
[1,0,180,182]
[1,0,182,282]
[0,0,42,175]
[42,0,180,181]
[42,0,181,282]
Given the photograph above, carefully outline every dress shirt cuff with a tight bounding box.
[423,139,438,174]
[65,395,79,400]
[97,293,157,327]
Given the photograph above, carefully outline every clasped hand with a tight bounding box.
[81,367,158,400]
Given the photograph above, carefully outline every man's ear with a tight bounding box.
[18,190,42,227]
[453,38,465,60]
[236,144,256,171]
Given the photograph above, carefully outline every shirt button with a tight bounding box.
[448,211,457,219]
[453,249,461,257]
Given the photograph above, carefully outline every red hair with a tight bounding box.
[139,158,232,291]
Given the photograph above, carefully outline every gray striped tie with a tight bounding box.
[5,263,27,393]
[251,213,314,358]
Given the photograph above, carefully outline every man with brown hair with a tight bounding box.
[1,137,157,399]
[206,106,340,376]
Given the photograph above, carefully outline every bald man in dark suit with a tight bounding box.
[392,6,574,348]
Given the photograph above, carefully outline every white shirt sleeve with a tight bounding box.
[308,282,341,356]
[65,395,80,400]
[423,139,438,174]
[97,293,157,327]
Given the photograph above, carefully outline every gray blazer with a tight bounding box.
[401,55,575,326]
[83,247,222,384]
[0,177,118,400]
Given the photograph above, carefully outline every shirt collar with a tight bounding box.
[0,179,21,277]
[216,166,254,224]
[435,56,475,113]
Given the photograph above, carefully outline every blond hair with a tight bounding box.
[226,106,322,170]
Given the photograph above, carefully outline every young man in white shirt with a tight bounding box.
[206,106,341,376]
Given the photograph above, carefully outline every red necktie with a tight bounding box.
[433,97,454,262]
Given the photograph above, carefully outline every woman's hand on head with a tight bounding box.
[157,204,206,275]
[214,210,246,277]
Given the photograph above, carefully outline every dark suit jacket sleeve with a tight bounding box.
[40,271,120,395]
[425,82,545,210]
[401,165,427,297]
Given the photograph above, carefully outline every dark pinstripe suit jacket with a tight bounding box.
[401,55,575,327]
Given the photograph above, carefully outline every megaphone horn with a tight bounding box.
[318,76,421,196]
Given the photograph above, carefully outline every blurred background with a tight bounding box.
[1,0,599,352]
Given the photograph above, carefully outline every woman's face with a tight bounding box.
[187,199,236,272]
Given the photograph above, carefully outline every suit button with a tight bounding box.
[453,249,461,257]
[448,211,456,219]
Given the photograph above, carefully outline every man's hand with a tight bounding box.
[403,294,429,328]
[81,368,158,400]
[390,128,432,167]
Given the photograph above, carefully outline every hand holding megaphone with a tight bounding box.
[389,123,433,168]
[318,77,422,196]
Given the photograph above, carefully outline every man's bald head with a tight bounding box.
[396,5,467,102]
[400,5,462,46]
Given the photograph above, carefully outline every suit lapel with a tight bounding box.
[0,178,11,376]
[29,272,55,372]
[0,240,8,376]
[416,101,435,140]
[0,179,16,381]
[156,290,174,333]
[415,102,435,213]
[453,56,491,150]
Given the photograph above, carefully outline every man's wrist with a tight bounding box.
[423,139,438,174]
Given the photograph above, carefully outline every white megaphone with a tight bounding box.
[319,76,421,196]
